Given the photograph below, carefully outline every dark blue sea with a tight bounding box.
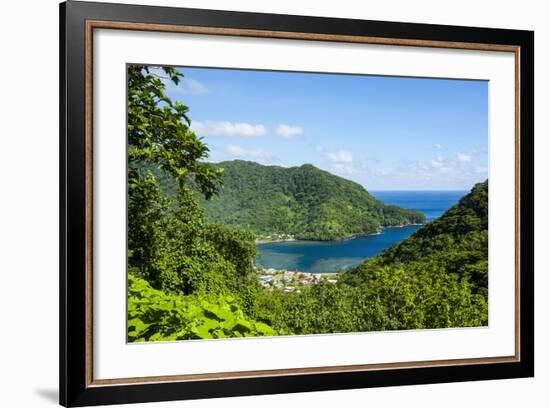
[256,191,466,273]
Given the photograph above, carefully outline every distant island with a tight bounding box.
[199,160,426,241]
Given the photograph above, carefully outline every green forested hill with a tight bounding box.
[341,180,489,295]
[377,180,487,263]
[378,180,488,292]
[199,160,425,240]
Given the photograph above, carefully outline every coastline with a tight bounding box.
[255,222,423,245]
[381,222,424,229]
[255,237,296,244]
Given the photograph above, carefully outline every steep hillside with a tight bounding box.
[202,160,426,241]
[343,180,488,293]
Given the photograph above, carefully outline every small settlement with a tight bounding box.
[255,233,296,244]
[258,268,338,292]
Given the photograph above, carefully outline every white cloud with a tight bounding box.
[324,149,359,177]
[439,166,456,175]
[275,124,303,139]
[430,156,444,168]
[182,78,209,95]
[375,167,396,177]
[191,121,267,137]
[354,153,484,188]
[224,144,273,163]
[331,163,358,176]
[326,149,353,164]
[457,152,472,162]
[435,143,444,150]
[426,156,468,178]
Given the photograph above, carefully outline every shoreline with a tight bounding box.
[255,237,296,244]
[256,222,423,245]
[259,269,339,276]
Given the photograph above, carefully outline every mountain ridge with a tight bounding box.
[201,160,426,241]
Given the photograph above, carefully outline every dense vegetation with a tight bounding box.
[253,181,489,334]
[128,274,277,341]
[127,65,274,339]
[127,64,488,342]
[200,160,425,240]
[373,180,488,295]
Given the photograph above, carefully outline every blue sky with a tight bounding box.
[162,66,488,190]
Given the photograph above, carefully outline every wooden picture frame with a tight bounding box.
[60,1,534,406]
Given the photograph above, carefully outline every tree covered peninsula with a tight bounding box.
[147,159,426,241]
[201,160,426,241]
[126,65,488,342]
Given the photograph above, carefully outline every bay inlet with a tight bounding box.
[256,190,467,273]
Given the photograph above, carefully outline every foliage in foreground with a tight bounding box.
[127,65,223,200]
[127,65,270,341]
[253,261,487,335]
[127,64,258,304]
[128,274,278,342]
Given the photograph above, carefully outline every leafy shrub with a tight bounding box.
[128,274,278,342]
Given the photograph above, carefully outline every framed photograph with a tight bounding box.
[60,1,534,406]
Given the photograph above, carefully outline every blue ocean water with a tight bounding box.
[256,190,466,273]
[371,190,467,221]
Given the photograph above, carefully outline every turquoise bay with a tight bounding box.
[256,190,466,273]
